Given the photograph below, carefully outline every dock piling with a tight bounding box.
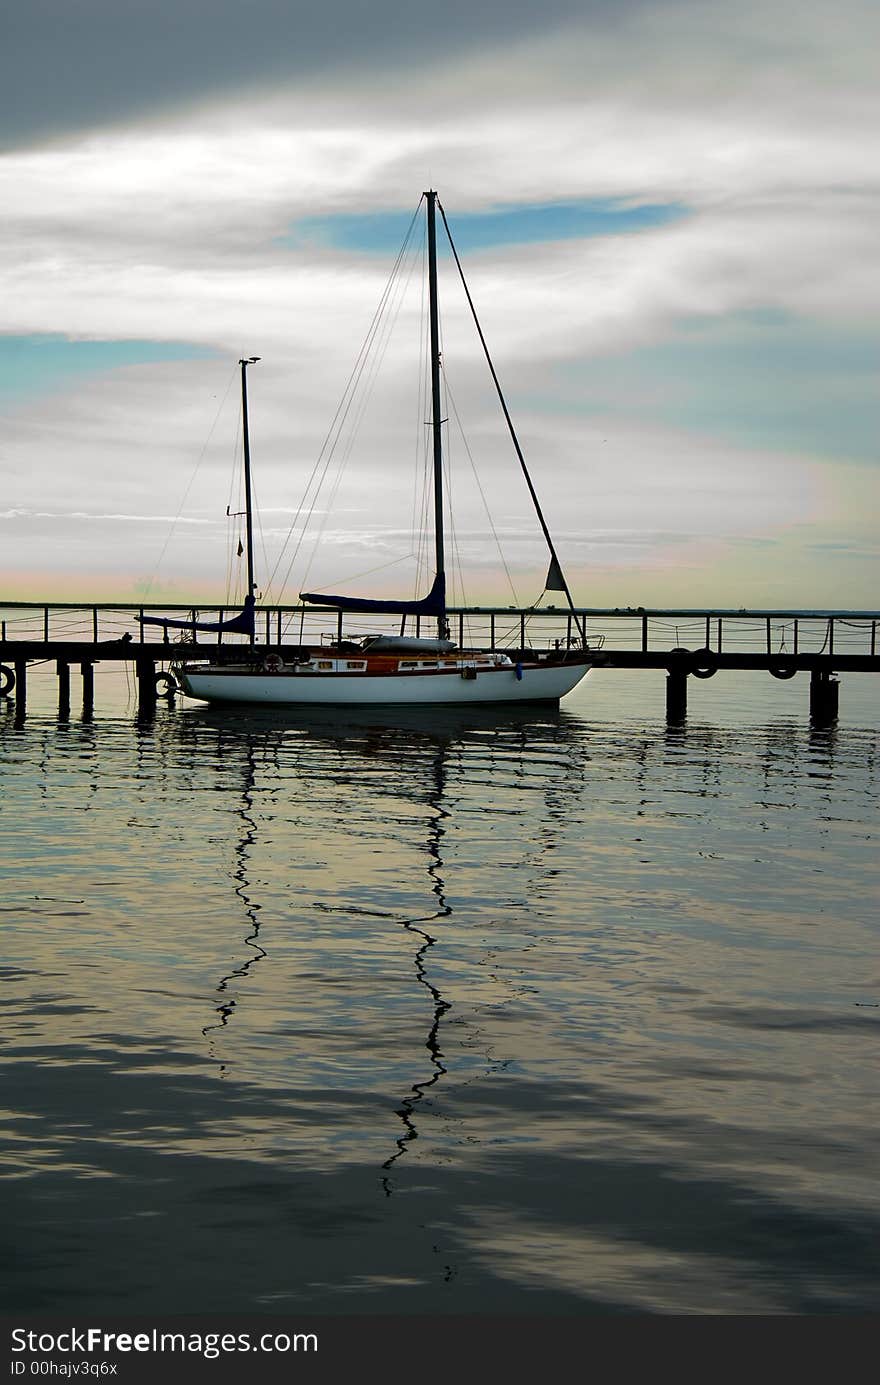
[809,669,839,725]
[14,658,27,719]
[666,668,688,723]
[56,660,70,717]
[136,657,157,714]
[81,662,94,715]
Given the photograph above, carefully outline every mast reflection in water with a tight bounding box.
[201,736,267,1069]
[382,741,452,1194]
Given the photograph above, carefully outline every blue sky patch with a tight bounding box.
[281,198,686,255]
[0,335,216,403]
[551,317,880,464]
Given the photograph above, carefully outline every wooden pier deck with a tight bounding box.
[1,601,878,723]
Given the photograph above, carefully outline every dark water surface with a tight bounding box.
[1,668,878,1315]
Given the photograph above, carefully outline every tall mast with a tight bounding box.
[239,356,260,641]
[425,190,446,638]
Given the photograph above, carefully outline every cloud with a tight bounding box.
[0,354,855,608]
[2,5,878,366]
[2,0,605,146]
[1,0,877,607]
[0,509,214,525]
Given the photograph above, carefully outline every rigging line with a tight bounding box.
[414,436,432,597]
[447,504,467,611]
[144,362,238,596]
[414,246,433,598]
[311,551,418,590]
[250,466,270,596]
[224,405,244,603]
[263,198,424,600]
[225,512,235,603]
[229,402,243,508]
[287,215,427,598]
[437,308,473,617]
[239,382,270,595]
[319,226,423,510]
[412,226,429,596]
[436,311,463,608]
[442,361,519,604]
[269,233,418,599]
[442,366,520,608]
[288,200,425,592]
[443,443,469,614]
[437,198,586,643]
[342,226,427,462]
[296,253,418,591]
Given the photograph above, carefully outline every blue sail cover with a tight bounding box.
[136,594,256,636]
[301,572,446,617]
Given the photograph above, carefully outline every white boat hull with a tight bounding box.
[177,659,591,706]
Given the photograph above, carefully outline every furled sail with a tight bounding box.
[136,594,256,636]
[301,572,446,617]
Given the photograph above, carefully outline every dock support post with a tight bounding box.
[81,662,94,715]
[14,658,27,720]
[666,668,688,723]
[809,669,839,725]
[136,657,157,715]
[57,660,70,717]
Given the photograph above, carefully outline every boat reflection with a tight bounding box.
[182,699,582,1183]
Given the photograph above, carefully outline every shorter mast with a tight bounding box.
[239,356,260,641]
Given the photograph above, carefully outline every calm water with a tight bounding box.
[1,667,878,1315]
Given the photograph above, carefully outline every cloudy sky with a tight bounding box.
[1,0,877,610]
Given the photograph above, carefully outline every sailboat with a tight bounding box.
[155,191,597,707]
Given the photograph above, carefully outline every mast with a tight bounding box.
[425,191,447,639]
[239,356,260,642]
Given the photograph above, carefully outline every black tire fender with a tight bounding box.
[0,664,14,696]
[691,648,718,679]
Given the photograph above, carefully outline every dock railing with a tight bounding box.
[0,602,877,660]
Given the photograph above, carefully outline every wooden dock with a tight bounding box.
[1,601,877,724]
